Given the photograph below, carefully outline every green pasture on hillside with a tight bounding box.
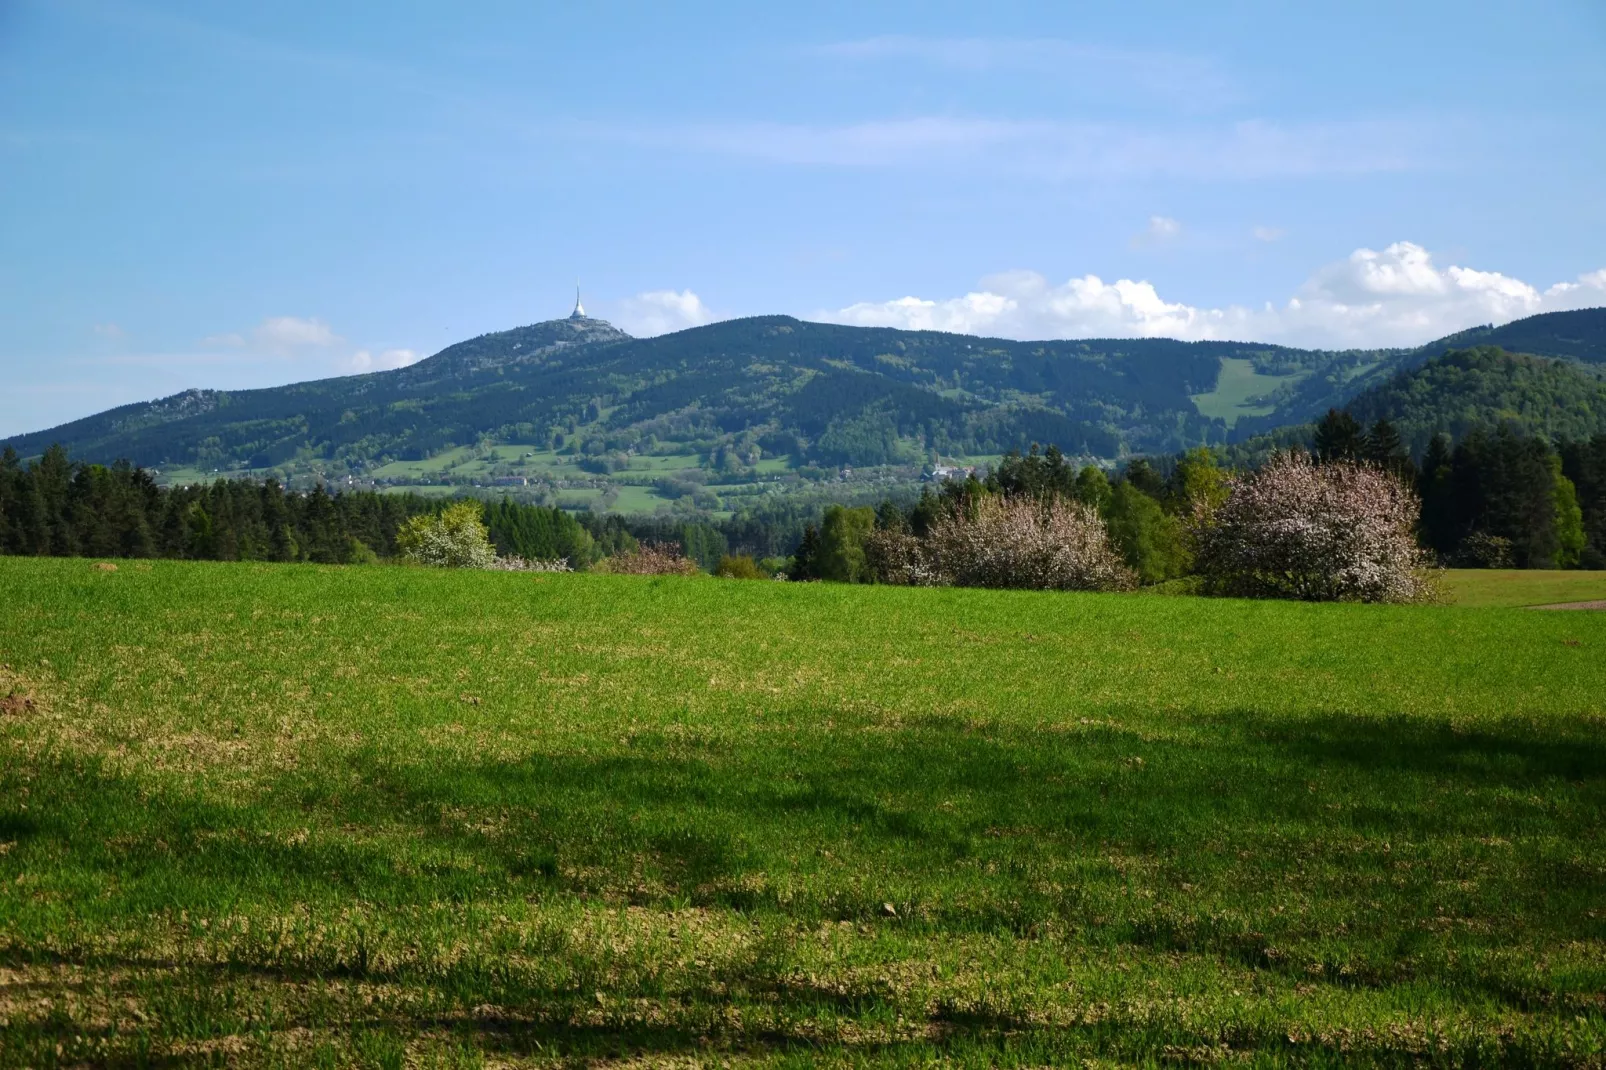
[0,559,1602,1066]
[1189,358,1308,428]
[370,447,716,484]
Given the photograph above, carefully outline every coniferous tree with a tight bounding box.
[1313,409,1365,464]
[1122,458,1167,499]
[0,447,23,553]
[875,500,909,533]
[1449,427,1560,567]
[1364,418,1412,479]
[789,524,823,580]
[1417,434,1457,558]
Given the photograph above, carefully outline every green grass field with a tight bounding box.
[1441,569,1606,608]
[1,559,1602,1066]
[1190,358,1309,428]
[371,448,716,485]
[371,446,594,482]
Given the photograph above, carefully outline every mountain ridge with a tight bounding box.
[6,308,1604,491]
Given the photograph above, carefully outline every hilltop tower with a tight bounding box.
[569,284,586,320]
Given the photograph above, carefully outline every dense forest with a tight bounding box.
[14,309,1603,490]
[0,316,1268,475]
[783,420,1605,584]
[1230,309,1606,439]
[0,444,759,572]
[1345,347,1606,455]
[1225,347,1606,467]
[0,446,428,563]
[5,412,1605,576]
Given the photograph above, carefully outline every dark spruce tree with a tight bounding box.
[1313,409,1365,464]
[1364,418,1412,479]
[1447,427,1561,568]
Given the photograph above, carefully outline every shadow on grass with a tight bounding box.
[1,706,1602,1044]
[5,707,1602,913]
[1240,710,1606,784]
[0,958,1585,1069]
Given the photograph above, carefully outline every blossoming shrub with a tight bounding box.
[486,556,574,572]
[925,495,1135,592]
[863,529,938,586]
[596,543,699,576]
[396,501,496,569]
[1193,452,1437,603]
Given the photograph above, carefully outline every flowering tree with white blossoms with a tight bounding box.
[396,501,497,569]
[1192,451,1437,603]
[862,529,940,586]
[922,494,1135,592]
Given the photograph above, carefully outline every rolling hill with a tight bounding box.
[1343,345,1606,452]
[6,309,1605,497]
[1223,344,1606,467]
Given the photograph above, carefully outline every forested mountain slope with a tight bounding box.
[1417,307,1606,365]
[6,308,1605,481]
[1223,345,1606,467]
[1230,308,1606,439]
[1344,346,1606,454]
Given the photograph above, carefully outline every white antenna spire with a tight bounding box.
[570,282,585,320]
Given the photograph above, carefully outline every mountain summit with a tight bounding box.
[395,315,631,379]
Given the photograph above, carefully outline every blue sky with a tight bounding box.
[2,0,1604,437]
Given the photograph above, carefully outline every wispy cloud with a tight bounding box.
[201,315,338,353]
[1131,215,1182,248]
[813,36,1240,111]
[254,315,337,349]
[598,116,1435,179]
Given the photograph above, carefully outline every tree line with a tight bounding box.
[1309,411,1600,569]
[7,414,1606,575]
[0,445,625,567]
[787,417,1606,584]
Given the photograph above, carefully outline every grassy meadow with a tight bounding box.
[0,558,1603,1066]
[1439,569,1606,609]
[1188,359,1308,428]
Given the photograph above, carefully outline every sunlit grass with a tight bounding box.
[1191,357,1309,428]
[1441,567,1606,608]
[0,558,1601,1066]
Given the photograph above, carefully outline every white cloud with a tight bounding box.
[612,289,720,337]
[193,315,422,375]
[253,315,337,349]
[201,316,337,352]
[92,322,126,339]
[347,348,421,372]
[1131,215,1182,248]
[821,242,1606,349]
[1147,216,1182,239]
[1252,225,1286,242]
